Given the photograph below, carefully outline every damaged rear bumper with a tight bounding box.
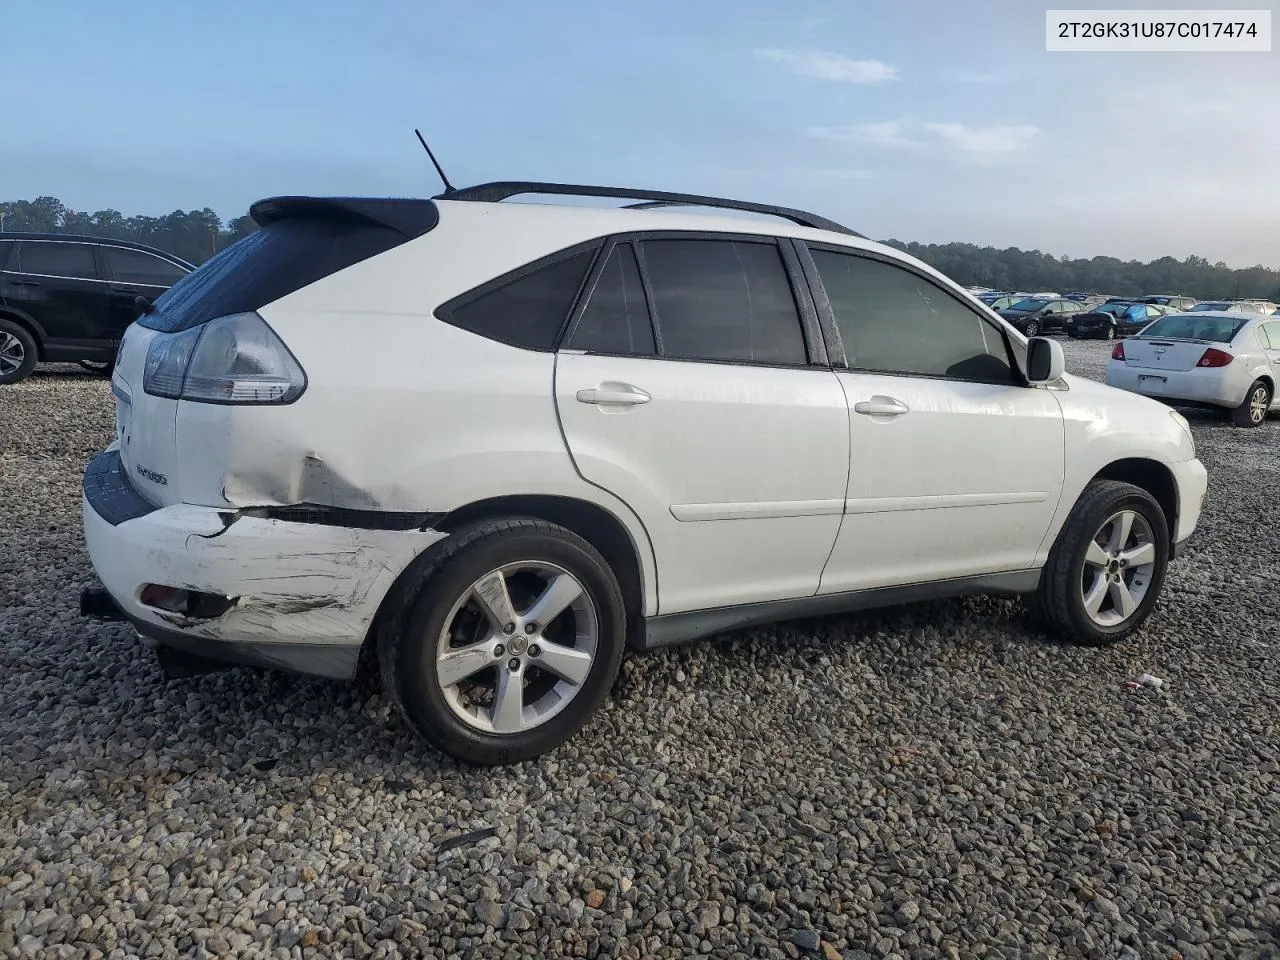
[82,450,447,680]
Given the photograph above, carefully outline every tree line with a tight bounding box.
[3,195,1278,301]
[882,239,1280,302]
[0,197,258,267]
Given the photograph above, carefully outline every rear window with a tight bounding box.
[1139,315,1247,343]
[139,214,428,333]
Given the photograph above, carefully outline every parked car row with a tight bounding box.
[1067,301,1174,340]
[966,287,1278,343]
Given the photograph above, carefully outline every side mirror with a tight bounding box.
[1025,337,1065,385]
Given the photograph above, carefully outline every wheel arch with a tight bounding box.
[0,307,47,360]
[1091,458,1178,543]
[358,494,655,673]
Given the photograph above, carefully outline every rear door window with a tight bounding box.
[0,240,14,270]
[566,243,655,356]
[17,241,99,279]
[639,238,806,365]
[104,247,188,287]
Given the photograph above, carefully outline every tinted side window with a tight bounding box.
[0,240,13,270]
[443,250,596,351]
[641,239,805,365]
[17,241,98,279]
[105,247,188,286]
[567,243,655,356]
[811,249,1014,382]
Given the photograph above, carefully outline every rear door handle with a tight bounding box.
[853,395,909,417]
[576,383,651,406]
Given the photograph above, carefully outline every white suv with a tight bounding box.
[80,182,1208,765]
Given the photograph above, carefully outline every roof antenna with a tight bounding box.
[415,129,455,195]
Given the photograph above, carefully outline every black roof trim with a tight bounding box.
[249,196,440,240]
[437,181,863,238]
[0,232,195,267]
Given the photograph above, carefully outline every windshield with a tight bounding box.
[1189,302,1230,312]
[1139,314,1247,342]
[1009,298,1048,311]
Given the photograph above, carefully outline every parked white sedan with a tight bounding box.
[1106,311,1280,427]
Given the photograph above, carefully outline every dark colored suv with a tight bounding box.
[0,234,194,384]
[995,296,1085,337]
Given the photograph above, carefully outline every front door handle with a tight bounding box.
[853,395,909,417]
[576,383,651,406]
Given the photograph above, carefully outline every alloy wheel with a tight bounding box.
[435,561,599,734]
[1080,510,1156,627]
[0,332,24,377]
[1249,385,1269,424]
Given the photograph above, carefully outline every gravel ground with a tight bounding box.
[2,345,1278,960]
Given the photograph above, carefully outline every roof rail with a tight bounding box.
[436,181,864,238]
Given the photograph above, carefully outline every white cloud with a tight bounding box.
[806,120,919,148]
[923,123,1041,163]
[755,49,898,84]
[807,118,1040,164]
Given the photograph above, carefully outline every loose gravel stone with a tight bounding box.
[2,347,1279,958]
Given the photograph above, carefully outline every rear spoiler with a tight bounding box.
[249,197,440,240]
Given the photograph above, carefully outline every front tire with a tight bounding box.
[1029,480,1170,646]
[1024,319,1041,337]
[1105,324,1116,340]
[1231,379,1270,428]
[380,517,626,765]
[0,320,37,385]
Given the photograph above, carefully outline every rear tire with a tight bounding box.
[1028,480,1170,646]
[1105,324,1116,340]
[77,360,115,377]
[379,517,626,765]
[0,319,37,385]
[1231,379,1270,428]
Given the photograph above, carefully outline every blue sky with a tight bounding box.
[5,0,1278,265]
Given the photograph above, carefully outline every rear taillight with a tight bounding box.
[1197,348,1233,368]
[1111,342,1125,360]
[143,312,306,404]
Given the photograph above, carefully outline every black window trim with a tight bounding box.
[561,229,828,371]
[432,239,606,352]
[796,240,1027,388]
